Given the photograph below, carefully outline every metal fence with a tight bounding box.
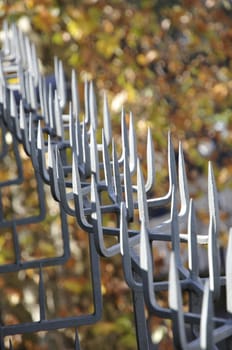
[0,21,232,349]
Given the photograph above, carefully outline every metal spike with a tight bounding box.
[124,154,134,221]
[90,125,99,182]
[82,120,90,175]
[71,69,80,119]
[208,215,220,299]
[89,81,97,130]
[187,199,199,279]
[37,120,50,183]
[137,158,149,226]
[120,202,141,290]
[48,137,60,201]
[48,83,54,130]
[103,91,112,147]
[112,140,122,204]
[54,89,63,138]
[10,89,21,140]
[31,43,39,85]
[128,111,137,175]
[120,107,129,162]
[2,20,10,56]
[102,129,115,202]
[178,142,189,218]
[170,186,182,268]
[168,251,187,349]
[208,163,220,299]
[58,59,66,109]
[19,100,25,130]
[28,74,37,111]
[208,162,220,237]
[226,227,232,313]
[200,281,214,350]
[38,76,47,123]
[9,338,14,350]
[145,127,155,192]
[84,78,90,124]
[74,329,81,350]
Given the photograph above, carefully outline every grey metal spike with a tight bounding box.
[37,120,43,150]
[39,267,46,321]
[120,202,141,291]
[200,281,214,350]
[137,158,149,227]
[120,107,129,162]
[25,35,33,73]
[54,89,63,138]
[124,153,134,221]
[170,186,182,268]
[75,329,81,350]
[10,89,21,139]
[226,227,232,313]
[208,163,220,299]
[128,111,137,175]
[19,99,25,130]
[90,125,99,182]
[31,42,39,85]
[139,218,165,314]
[208,215,220,299]
[18,65,26,100]
[58,59,66,109]
[82,120,90,175]
[112,139,122,204]
[169,131,178,193]
[168,251,187,349]
[48,83,54,130]
[0,58,6,87]
[9,339,14,350]
[140,219,151,273]
[47,135,53,170]
[69,102,75,149]
[145,127,155,192]
[187,199,199,279]
[102,129,115,202]
[103,91,112,147]
[178,142,189,217]
[84,77,90,124]
[9,23,15,59]
[72,153,92,230]
[54,56,59,90]
[2,20,10,56]
[89,80,97,130]
[12,24,21,64]
[28,74,37,111]
[19,99,30,155]
[38,76,48,124]
[208,161,220,237]
[71,69,80,119]
[18,28,26,67]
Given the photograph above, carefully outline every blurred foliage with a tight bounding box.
[1,0,232,349]
[1,0,232,184]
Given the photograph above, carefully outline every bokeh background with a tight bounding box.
[1,0,232,349]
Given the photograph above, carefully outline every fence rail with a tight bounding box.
[0,21,231,349]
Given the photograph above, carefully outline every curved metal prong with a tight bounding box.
[169,251,187,349]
